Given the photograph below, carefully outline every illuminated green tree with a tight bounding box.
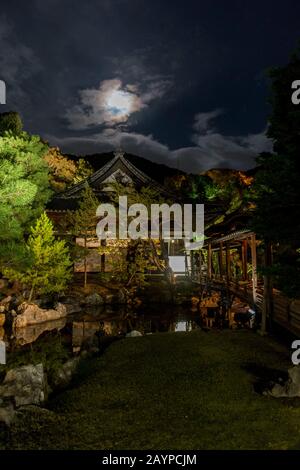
[0,132,51,267]
[67,185,99,288]
[4,213,72,301]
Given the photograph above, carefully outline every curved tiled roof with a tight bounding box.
[46,151,175,211]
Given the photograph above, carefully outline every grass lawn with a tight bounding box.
[5,329,300,450]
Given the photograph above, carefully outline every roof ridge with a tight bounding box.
[52,152,175,199]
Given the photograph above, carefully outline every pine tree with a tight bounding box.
[252,48,300,297]
[0,131,51,244]
[0,111,23,135]
[4,213,72,301]
[67,185,99,288]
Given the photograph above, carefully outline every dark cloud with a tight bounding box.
[0,15,40,107]
[0,0,298,172]
[47,108,272,173]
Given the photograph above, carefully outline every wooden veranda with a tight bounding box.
[190,229,300,337]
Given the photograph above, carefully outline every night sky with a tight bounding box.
[1,0,300,173]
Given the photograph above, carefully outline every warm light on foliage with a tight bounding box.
[4,213,72,301]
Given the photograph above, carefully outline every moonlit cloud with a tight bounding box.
[66,76,172,130]
[47,108,272,173]
[1,1,296,175]
[47,128,170,162]
[193,109,224,133]
[65,79,144,129]
[189,110,272,170]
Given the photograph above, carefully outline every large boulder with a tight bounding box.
[0,401,15,426]
[64,302,82,315]
[84,293,104,306]
[51,357,80,390]
[0,363,47,407]
[126,330,143,338]
[14,302,67,328]
[104,290,127,304]
[269,366,300,398]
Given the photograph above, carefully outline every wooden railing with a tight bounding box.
[272,292,300,336]
[193,273,300,337]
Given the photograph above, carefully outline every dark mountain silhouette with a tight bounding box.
[66,151,185,184]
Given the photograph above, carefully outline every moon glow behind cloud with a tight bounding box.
[105,89,133,117]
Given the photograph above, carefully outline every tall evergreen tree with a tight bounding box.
[0,111,23,135]
[0,132,51,267]
[67,185,99,288]
[4,213,72,301]
[252,48,300,297]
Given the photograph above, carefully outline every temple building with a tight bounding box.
[46,150,211,276]
[46,150,300,337]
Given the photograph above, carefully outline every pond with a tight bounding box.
[1,304,202,361]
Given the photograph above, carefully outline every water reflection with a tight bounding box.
[174,320,194,332]
[5,305,201,353]
[13,318,67,346]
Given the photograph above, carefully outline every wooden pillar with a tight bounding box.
[100,239,106,272]
[219,242,224,279]
[241,239,248,281]
[250,234,257,305]
[208,243,212,280]
[261,241,273,334]
[199,250,202,283]
[225,242,231,283]
[185,252,189,277]
[191,251,194,279]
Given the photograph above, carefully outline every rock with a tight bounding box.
[288,365,300,384]
[269,366,300,398]
[51,357,80,390]
[0,403,15,426]
[14,302,67,328]
[0,314,5,327]
[0,363,47,407]
[84,293,104,306]
[0,296,12,314]
[104,294,114,304]
[126,330,143,338]
[54,302,67,316]
[16,404,54,416]
[268,382,288,397]
[64,302,82,314]
[0,296,12,307]
[103,290,127,304]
